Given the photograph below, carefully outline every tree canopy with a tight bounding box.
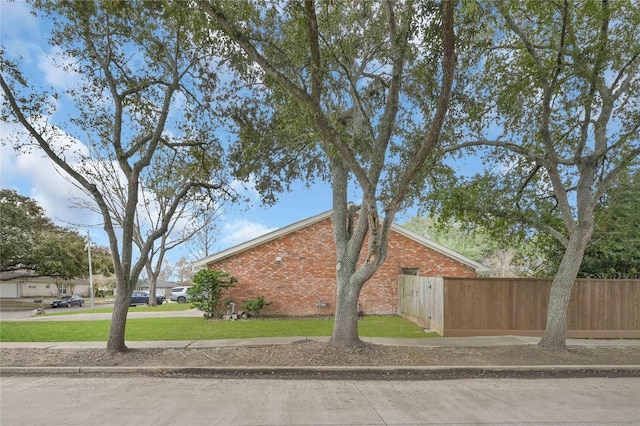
[196,0,457,347]
[0,189,113,279]
[402,215,550,277]
[574,169,639,279]
[1,0,231,353]
[32,228,89,281]
[3,0,637,354]
[427,0,640,349]
[0,189,53,272]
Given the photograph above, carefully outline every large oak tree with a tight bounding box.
[430,0,640,350]
[196,0,457,347]
[1,1,229,353]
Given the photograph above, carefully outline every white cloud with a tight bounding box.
[16,153,98,226]
[37,46,80,92]
[229,176,261,201]
[0,121,101,230]
[2,2,80,95]
[0,132,18,183]
[213,176,281,249]
[219,219,277,249]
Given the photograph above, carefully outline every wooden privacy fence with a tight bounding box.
[398,276,640,338]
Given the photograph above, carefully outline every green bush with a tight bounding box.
[242,296,271,317]
[188,269,237,319]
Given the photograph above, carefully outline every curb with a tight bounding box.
[2,365,640,379]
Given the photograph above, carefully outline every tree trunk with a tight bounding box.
[146,264,157,307]
[538,238,587,351]
[106,285,131,354]
[330,274,363,348]
[148,281,157,306]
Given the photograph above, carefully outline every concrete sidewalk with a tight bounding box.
[3,335,640,349]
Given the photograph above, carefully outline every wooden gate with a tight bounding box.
[398,275,444,334]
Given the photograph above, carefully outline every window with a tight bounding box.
[60,283,68,294]
[401,268,419,276]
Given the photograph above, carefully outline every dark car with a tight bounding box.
[50,295,84,308]
[130,290,165,306]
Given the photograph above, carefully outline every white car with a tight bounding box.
[170,286,191,303]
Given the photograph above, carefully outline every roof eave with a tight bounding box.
[193,209,334,269]
[196,212,491,274]
[390,224,491,273]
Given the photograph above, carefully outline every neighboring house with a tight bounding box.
[194,208,489,317]
[0,270,90,298]
[138,279,181,298]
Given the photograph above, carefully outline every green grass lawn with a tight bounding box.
[0,316,437,342]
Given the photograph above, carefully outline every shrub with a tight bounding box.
[188,269,237,319]
[242,296,271,317]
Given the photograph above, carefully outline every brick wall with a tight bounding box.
[208,215,477,317]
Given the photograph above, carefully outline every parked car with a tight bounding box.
[170,286,191,303]
[50,295,84,308]
[130,290,165,306]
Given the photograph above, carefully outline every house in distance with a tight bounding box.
[194,208,489,317]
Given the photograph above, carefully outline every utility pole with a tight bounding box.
[86,231,95,309]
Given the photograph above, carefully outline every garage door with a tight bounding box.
[0,283,19,298]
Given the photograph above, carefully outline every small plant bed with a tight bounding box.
[221,296,272,320]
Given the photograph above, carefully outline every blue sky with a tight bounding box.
[0,2,344,261]
[1,1,465,272]
[3,2,421,266]
[3,2,629,277]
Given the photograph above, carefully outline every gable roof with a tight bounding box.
[194,209,490,273]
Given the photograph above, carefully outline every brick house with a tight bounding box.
[194,209,489,316]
